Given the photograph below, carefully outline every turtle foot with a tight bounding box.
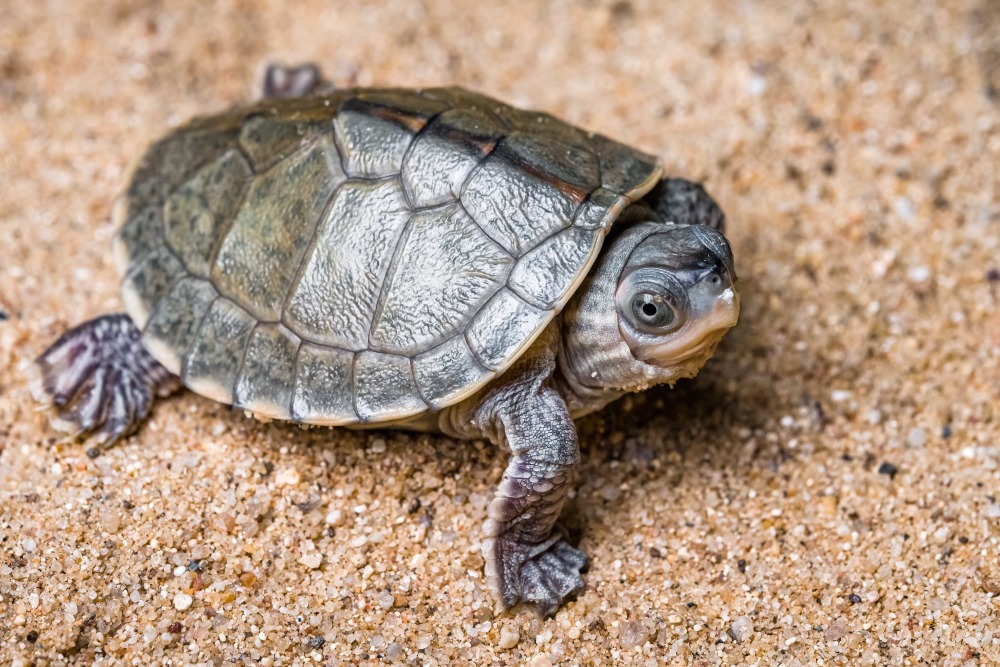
[483,533,588,617]
[261,63,334,99]
[35,314,179,447]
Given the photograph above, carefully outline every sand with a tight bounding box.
[1,0,999,664]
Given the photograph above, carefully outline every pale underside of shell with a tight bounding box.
[112,87,662,424]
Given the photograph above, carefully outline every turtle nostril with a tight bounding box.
[709,274,721,286]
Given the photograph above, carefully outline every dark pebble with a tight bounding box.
[941,425,952,439]
[187,559,204,572]
[308,635,326,649]
[686,602,697,608]
[958,536,969,544]
[0,310,8,321]
[86,447,101,459]
[327,526,336,538]
[987,268,1000,282]
[738,558,747,573]
[167,622,182,634]
[848,593,862,604]
[26,630,38,643]
[878,462,898,479]
[649,546,662,558]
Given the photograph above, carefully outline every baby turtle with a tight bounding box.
[37,64,740,615]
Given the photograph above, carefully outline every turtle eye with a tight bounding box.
[617,268,688,336]
[631,293,675,329]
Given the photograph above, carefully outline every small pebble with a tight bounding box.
[370,438,387,453]
[986,268,1000,282]
[299,553,323,569]
[906,428,926,448]
[275,468,301,486]
[308,635,325,649]
[173,593,193,611]
[728,616,753,643]
[527,656,552,667]
[941,424,953,438]
[619,620,649,649]
[498,626,520,649]
[848,593,862,604]
[878,462,899,479]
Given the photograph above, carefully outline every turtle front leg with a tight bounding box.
[481,386,587,616]
[35,313,180,446]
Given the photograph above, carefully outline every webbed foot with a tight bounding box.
[35,313,179,446]
[484,533,588,617]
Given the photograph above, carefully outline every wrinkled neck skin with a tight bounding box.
[555,223,718,418]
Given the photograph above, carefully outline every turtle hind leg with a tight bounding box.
[35,313,180,446]
[261,63,334,99]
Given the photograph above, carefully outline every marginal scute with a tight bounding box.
[573,187,624,230]
[114,205,162,270]
[589,133,661,196]
[121,246,186,329]
[164,149,253,276]
[239,113,329,171]
[142,277,219,374]
[292,343,357,424]
[401,107,506,207]
[283,178,411,350]
[413,336,492,409]
[369,203,513,355]
[508,227,597,309]
[466,289,550,371]
[234,323,300,419]
[502,132,600,194]
[127,127,240,208]
[354,351,426,421]
[212,135,342,320]
[183,298,257,405]
[461,145,578,257]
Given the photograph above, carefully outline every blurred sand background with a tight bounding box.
[1,0,999,664]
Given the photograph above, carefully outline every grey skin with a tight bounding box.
[36,65,739,616]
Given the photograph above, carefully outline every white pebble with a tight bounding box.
[173,593,193,611]
[729,615,754,643]
[498,626,520,649]
[299,553,323,569]
[370,438,387,454]
[324,509,343,525]
[908,266,930,283]
[830,390,853,402]
[907,428,926,448]
[275,468,301,486]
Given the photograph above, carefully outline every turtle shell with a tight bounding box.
[112,87,661,424]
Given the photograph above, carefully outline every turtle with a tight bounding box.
[35,63,740,615]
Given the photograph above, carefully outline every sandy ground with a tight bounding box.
[1,0,999,664]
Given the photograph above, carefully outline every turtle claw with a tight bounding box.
[484,534,588,617]
[36,314,179,447]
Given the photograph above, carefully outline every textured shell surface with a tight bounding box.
[113,87,662,424]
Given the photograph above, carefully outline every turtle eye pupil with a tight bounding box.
[631,293,675,329]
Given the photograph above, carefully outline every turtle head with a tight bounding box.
[560,220,739,407]
[615,224,738,369]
